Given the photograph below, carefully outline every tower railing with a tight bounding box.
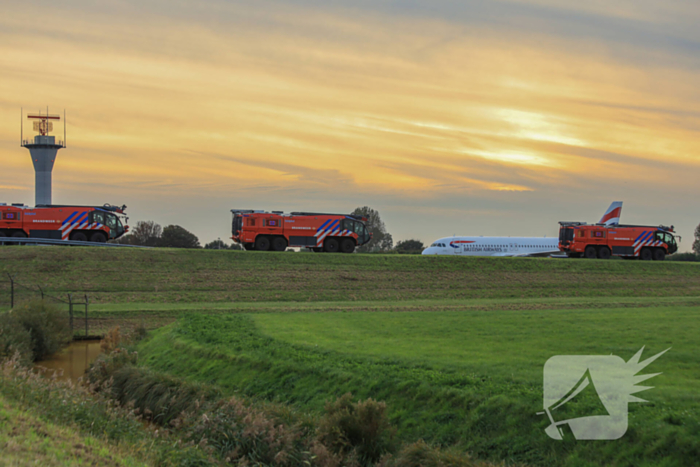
[21,138,65,147]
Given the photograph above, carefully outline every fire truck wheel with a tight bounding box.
[340,238,355,254]
[324,238,340,253]
[272,237,287,252]
[11,231,27,238]
[0,230,6,238]
[653,249,666,261]
[71,232,88,242]
[640,248,653,261]
[597,247,611,260]
[90,232,107,243]
[584,246,597,259]
[255,236,271,251]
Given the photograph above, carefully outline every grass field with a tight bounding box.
[1,248,700,306]
[2,247,700,466]
[137,303,700,466]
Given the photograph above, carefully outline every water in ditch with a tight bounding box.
[35,340,102,382]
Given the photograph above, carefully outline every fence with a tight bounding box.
[0,273,93,338]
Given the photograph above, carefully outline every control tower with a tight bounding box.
[21,109,66,206]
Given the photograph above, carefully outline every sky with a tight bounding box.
[1,0,699,249]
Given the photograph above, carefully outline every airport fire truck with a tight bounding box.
[0,203,128,242]
[231,210,371,253]
[558,222,678,260]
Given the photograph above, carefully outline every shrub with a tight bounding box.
[100,326,122,353]
[380,440,477,467]
[187,397,313,466]
[0,300,72,362]
[87,355,219,426]
[317,393,395,465]
[87,347,139,388]
[0,313,32,365]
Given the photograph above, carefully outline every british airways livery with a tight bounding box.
[421,202,623,257]
[422,236,560,257]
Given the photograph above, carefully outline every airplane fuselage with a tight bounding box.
[421,236,560,257]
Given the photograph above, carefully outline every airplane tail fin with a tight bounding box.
[599,201,623,225]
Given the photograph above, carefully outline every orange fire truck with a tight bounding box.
[558,222,678,260]
[0,203,128,242]
[231,210,371,253]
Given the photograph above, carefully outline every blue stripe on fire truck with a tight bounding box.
[73,212,88,225]
[62,211,79,226]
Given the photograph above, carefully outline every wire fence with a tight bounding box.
[0,273,93,338]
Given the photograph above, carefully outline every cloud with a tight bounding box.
[1,0,699,246]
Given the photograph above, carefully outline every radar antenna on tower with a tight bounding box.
[20,107,67,206]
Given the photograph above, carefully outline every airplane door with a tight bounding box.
[454,242,463,254]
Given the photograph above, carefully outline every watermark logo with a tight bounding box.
[540,346,669,440]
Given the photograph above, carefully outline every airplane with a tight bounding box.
[421,202,623,257]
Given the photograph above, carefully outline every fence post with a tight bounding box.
[68,294,73,334]
[84,294,89,337]
[38,285,44,300]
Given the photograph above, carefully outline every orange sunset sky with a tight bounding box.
[1,0,699,247]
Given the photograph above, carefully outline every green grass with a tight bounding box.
[137,304,700,467]
[0,394,149,467]
[1,248,700,307]
[3,247,700,466]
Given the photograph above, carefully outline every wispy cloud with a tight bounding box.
[1,0,699,245]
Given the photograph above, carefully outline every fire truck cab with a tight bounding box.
[0,203,128,242]
[231,210,371,253]
[559,222,678,261]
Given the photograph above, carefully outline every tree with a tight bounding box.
[694,223,700,256]
[351,206,393,253]
[204,239,242,250]
[395,239,424,254]
[129,221,162,246]
[158,225,200,249]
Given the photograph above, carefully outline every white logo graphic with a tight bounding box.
[540,347,669,440]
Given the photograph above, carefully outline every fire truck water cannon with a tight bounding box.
[1,203,129,242]
[231,209,371,253]
[558,220,679,261]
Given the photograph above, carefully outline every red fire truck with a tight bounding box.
[231,210,371,253]
[0,203,128,242]
[558,222,678,260]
